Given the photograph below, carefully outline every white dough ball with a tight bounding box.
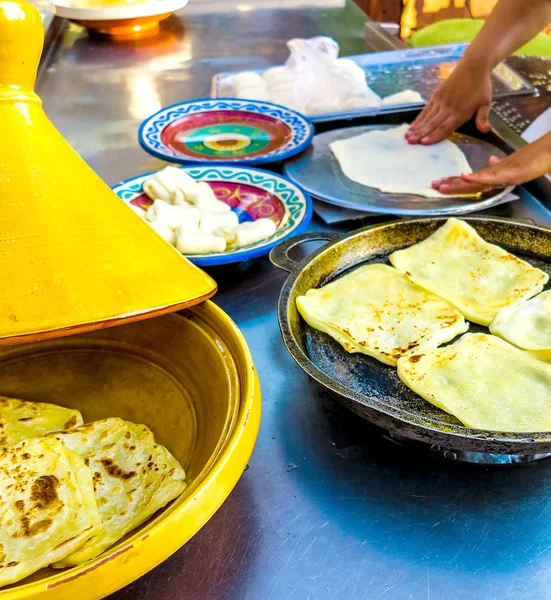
[335,58,366,87]
[342,94,380,111]
[381,90,424,106]
[233,71,265,89]
[267,79,294,94]
[307,97,343,115]
[176,232,226,255]
[199,210,239,235]
[268,87,305,112]
[263,66,294,87]
[236,86,269,101]
[269,95,306,114]
[233,218,277,248]
[129,204,146,219]
[148,220,176,246]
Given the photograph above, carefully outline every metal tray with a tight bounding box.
[283,124,514,216]
[211,43,534,124]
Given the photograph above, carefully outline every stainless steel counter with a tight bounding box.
[37,3,551,599]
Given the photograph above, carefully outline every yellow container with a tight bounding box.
[0,3,260,595]
[0,301,261,599]
[0,0,216,345]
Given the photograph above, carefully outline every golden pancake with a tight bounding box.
[490,289,551,357]
[51,418,186,567]
[397,333,551,432]
[296,263,468,366]
[0,396,83,447]
[0,437,100,586]
[390,218,548,326]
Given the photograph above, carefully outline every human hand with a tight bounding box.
[431,132,551,195]
[405,60,493,146]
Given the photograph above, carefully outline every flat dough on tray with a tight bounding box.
[397,333,551,432]
[389,218,549,326]
[296,263,468,366]
[490,289,551,355]
[329,124,475,198]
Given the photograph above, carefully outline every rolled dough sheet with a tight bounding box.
[381,90,424,106]
[329,123,475,198]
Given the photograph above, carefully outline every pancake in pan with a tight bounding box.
[390,218,548,326]
[296,263,468,366]
[397,333,551,432]
[490,289,551,356]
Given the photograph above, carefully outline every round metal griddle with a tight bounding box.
[270,217,551,456]
[283,125,514,216]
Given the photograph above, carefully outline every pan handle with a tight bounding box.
[270,232,344,273]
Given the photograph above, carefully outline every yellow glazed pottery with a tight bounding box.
[0,301,261,599]
[0,0,216,345]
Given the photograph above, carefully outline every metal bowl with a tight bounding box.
[0,301,260,599]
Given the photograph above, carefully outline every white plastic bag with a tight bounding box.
[278,36,381,114]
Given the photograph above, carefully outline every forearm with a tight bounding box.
[462,0,551,71]
[435,130,551,194]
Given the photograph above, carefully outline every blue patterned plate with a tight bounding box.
[138,98,314,165]
[113,165,313,266]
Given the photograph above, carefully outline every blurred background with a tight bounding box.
[358,0,548,40]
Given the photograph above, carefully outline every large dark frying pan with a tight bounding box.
[270,216,551,455]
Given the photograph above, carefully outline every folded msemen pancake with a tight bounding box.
[397,333,551,432]
[389,218,548,326]
[296,263,468,366]
[0,437,100,586]
[0,396,83,447]
[490,290,551,357]
[51,418,186,566]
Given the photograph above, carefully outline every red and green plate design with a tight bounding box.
[139,99,314,165]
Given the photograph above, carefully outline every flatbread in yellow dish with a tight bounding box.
[397,333,551,432]
[0,437,100,586]
[0,396,83,447]
[51,418,186,567]
[490,290,551,358]
[296,263,468,366]
[389,218,548,326]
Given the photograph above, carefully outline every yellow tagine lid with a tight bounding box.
[0,0,217,345]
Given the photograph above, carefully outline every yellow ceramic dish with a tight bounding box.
[0,0,215,344]
[0,302,261,599]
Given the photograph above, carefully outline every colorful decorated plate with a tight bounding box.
[112,165,313,266]
[138,99,314,165]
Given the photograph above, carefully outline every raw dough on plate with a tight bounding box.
[329,123,475,198]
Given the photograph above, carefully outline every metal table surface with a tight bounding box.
[36,2,551,599]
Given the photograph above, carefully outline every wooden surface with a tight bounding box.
[356,0,498,35]
[357,0,401,23]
